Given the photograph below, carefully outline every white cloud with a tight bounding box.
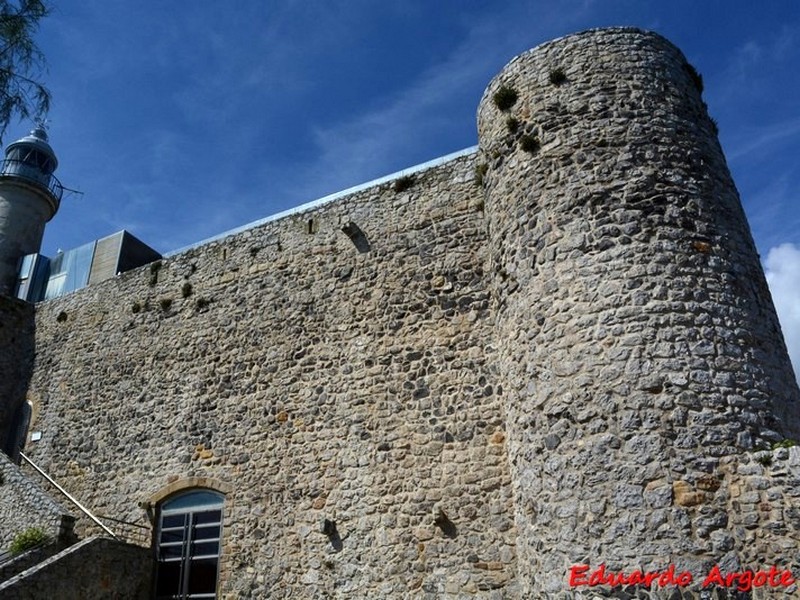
[765,243,800,384]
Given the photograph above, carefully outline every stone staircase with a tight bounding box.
[0,540,69,584]
[0,536,151,599]
[0,452,153,598]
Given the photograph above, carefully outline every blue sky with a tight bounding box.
[11,0,800,378]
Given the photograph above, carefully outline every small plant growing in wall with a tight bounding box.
[492,85,518,111]
[131,301,142,314]
[756,452,772,467]
[772,439,797,449]
[683,62,704,93]
[10,528,49,555]
[549,68,567,85]
[520,134,540,153]
[56,311,67,323]
[149,260,162,287]
[506,116,520,134]
[393,175,415,193]
[159,298,173,311]
[181,283,193,298]
[196,297,211,311]
[474,163,488,186]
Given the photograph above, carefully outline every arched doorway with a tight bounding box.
[154,489,224,599]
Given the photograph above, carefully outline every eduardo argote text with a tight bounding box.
[569,564,796,593]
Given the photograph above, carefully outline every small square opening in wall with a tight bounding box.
[30,431,42,442]
[307,218,319,234]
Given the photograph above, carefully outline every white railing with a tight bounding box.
[18,452,118,540]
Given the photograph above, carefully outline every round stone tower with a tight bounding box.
[0,126,62,296]
[477,28,800,595]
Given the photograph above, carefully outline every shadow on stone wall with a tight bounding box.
[0,536,151,599]
[0,295,35,458]
[0,451,75,552]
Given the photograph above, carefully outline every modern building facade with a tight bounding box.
[15,230,162,303]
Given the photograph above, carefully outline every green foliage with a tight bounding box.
[756,453,772,467]
[474,163,488,186]
[492,85,518,111]
[549,68,567,85]
[195,297,210,311]
[159,297,172,311]
[683,62,704,94]
[0,1,52,143]
[181,282,193,298]
[149,260,162,286]
[505,116,520,133]
[772,439,797,449]
[393,175,415,193]
[9,527,48,555]
[520,134,540,153]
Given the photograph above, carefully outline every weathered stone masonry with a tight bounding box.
[7,27,800,599]
[25,152,519,598]
[0,296,34,456]
[477,28,800,596]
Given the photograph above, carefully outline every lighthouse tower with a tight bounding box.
[0,126,61,296]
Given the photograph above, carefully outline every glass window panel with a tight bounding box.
[187,558,219,595]
[155,560,182,596]
[157,489,224,598]
[159,544,184,559]
[191,541,219,557]
[48,251,65,275]
[42,242,96,299]
[44,272,65,300]
[194,510,222,525]
[163,491,223,511]
[162,514,186,529]
[63,242,95,294]
[192,525,220,540]
[15,253,49,302]
[18,254,34,279]
[160,530,185,544]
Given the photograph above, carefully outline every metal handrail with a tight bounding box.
[0,158,63,202]
[94,515,151,546]
[18,452,118,541]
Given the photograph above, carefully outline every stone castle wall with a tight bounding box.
[0,296,35,455]
[477,28,800,596]
[0,452,73,551]
[23,153,520,598]
[7,27,800,599]
[0,536,151,599]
